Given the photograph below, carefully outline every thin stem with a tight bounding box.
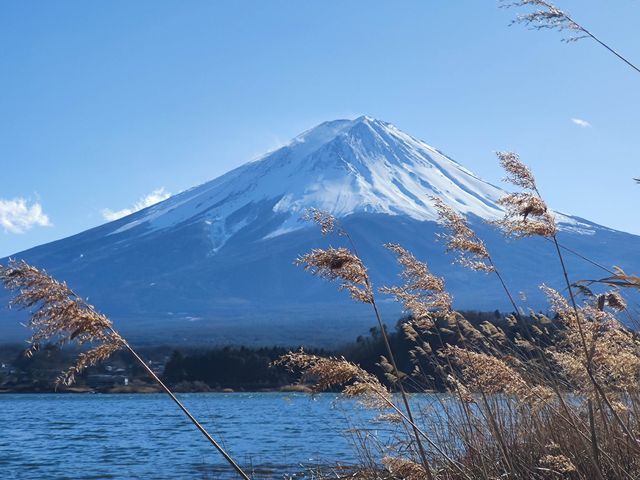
[571,19,640,75]
[490,261,521,316]
[371,388,473,480]
[341,230,433,478]
[514,4,640,75]
[549,239,615,275]
[479,391,518,475]
[588,399,603,474]
[118,337,251,480]
[369,298,434,480]
[451,317,519,476]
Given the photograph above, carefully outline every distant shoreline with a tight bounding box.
[0,384,313,394]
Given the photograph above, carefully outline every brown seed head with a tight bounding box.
[494,153,557,238]
[0,260,125,385]
[381,244,452,328]
[276,351,391,409]
[497,151,538,190]
[605,291,627,312]
[296,247,373,303]
[301,208,339,236]
[542,285,640,393]
[539,454,577,474]
[430,196,494,272]
[500,0,586,42]
[382,457,428,480]
[442,345,553,408]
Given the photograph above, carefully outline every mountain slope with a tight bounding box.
[2,116,638,345]
[101,116,590,243]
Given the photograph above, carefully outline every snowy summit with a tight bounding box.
[110,115,588,248]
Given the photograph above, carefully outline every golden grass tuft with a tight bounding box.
[296,247,373,304]
[381,243,452,328]
[0,259,251,479]
[0,260,124,385]
[276,350,391,410]
[494,152,557,238]
[430,195,494,272]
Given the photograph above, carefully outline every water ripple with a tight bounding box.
[0,392,417,479]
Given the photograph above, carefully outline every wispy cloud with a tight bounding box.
[0,198,52,234]
[571,118,592,128]
[102,188,171,222]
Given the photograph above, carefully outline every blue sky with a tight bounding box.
[1,0,639,257]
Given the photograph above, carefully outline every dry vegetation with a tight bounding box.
[1,3,639,479]
[499,0,640,74]
[0,261,251,480]
[1,155,638,480]
[284,153,640,480]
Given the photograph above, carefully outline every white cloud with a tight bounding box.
[102,187,171,221]
[571,118,592,128]
[0,198,52,234]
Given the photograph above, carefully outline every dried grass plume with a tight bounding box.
[381,243,452,328]
[302,208,339,236]
[276,350,391,409]
[0,260,124,385]
[500,0,586,42]
[494,151,557,237]
[296,247,373,303]
[430,196,494,272]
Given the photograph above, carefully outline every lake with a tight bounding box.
[0,392,427,479]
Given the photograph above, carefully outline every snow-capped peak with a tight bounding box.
[108,116,591,246]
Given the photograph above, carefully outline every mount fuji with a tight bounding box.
[2,116,639,345]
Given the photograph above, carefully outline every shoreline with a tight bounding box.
[0,384,314,394]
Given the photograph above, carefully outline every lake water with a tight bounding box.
[0,392,429,479]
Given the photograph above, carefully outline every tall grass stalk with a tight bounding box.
[298,210,433,478]
[500,0,640,74]
[117,336,250,479]
[0,261,251,480]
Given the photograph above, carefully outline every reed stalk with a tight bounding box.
[117,335,250,480]
[297,211,434,478]
[501,0,640,74]
[0,261,251,480]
